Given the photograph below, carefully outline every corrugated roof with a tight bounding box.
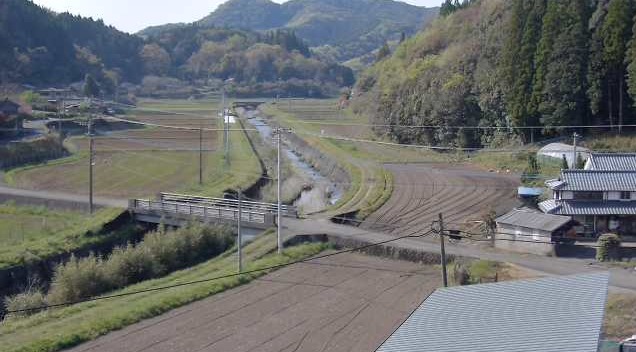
[377,273,609,352]
[496,208,572,232]
[586,153,636,171]
[542,200,636,215]
[549,170,636,191]
[538,143,590,154]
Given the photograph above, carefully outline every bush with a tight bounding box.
[596,233,622,262]
[31,224,234,307]
[4,287,46,318]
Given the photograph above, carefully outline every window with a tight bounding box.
[573,191,603,200]
[621,191,631,200]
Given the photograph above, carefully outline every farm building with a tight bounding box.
[540,168,636,237]
[377,273,609,352]
[537,142,589,168]
[495,208,577,255]
[0,98,23,136]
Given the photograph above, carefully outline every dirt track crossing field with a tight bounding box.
[67,253,440,352]
[363,163,519,236]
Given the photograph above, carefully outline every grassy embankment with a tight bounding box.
[262,100,398,219]
[0,232,327,352]
[0,205,126,270]
[5,98,261,199]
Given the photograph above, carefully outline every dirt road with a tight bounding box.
[67,253,440,352]
[362,163,519,235]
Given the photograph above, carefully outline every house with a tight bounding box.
[540,169,636,236]
[538,142,589,168]
[585,153,636,171]
[377,273,609,352]
[495,208,578,255]
[0,98,23,136]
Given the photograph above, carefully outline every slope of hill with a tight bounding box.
[0,0,143,86]
[355,0,636,148]
[193,0,439,61]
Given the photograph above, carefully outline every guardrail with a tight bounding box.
[159,192,298,218]
[129,199,270,225]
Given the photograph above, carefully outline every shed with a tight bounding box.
[495,208,577,255]
[377,272,609,352]
[538,142,589,168]
[0,98,20,116]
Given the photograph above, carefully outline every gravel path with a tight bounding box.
[66,253,440,352]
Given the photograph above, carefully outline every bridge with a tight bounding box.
[128,193,298,229]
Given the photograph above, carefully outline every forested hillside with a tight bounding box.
[0,0,354,96]
[170,0,439,62]
[356,0,636,148]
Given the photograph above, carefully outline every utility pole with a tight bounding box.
[273,127,291,254]
[439,213,448,288]
[237,189,243,272]
[199,128,203,185]
[572,132,579,170]
[88,116,94,214]
[276,129,282,254]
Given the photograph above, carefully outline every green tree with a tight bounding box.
[600,0,634,132]
[503,0,546,133]
[626,12,636,107]
[535,0,589,129]
[83,74,100,98]
[562,154,569,169]
[587,0,610,120]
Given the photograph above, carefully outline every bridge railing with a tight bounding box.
[158,193,298,218]
[129,199,271,225]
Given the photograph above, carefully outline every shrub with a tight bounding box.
[596,233,622,262]
[47,254,111,305]
[35,225,234,307]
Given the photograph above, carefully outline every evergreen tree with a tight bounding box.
[625,12,636,107]
[600,0,634,132]
[535,0,590,129]
[587,0,610,120]
[503,0,546,132]
[440,0,456,17]
[562,154,570,169]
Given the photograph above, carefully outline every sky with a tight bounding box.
[32,0,442,34]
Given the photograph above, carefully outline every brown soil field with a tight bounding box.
[67,253,441,352]
[363,163,520,236]
[72,128,219,152]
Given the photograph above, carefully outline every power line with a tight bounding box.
[6,229,435,315]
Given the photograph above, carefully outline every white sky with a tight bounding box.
[32,0,442,33]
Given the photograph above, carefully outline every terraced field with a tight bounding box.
[362,163,520,236]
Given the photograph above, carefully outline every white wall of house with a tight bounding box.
[495,224,555,255]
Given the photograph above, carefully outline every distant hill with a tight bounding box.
[147,0,439,62]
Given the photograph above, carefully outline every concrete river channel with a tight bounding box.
[244,110,343,214]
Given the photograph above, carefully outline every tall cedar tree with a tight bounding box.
[503,0,545,133]
[600,0,634,131]
[535,0,590,129]
[627,12,636,105]
[587,0,610,120]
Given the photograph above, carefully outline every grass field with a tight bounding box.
[0,204,125,269]
[0,232,327,352]
[6,98,261,199]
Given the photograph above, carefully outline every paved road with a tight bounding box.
[1,184,634,292]
[68,253,440,352]
[284,218,636,293]
[0,185,127,208]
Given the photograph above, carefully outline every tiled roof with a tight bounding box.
[586,153,636,171]
[541,200,636,215]
[496,208,572,232]
[377,273,609,352]
[547,170,636,191]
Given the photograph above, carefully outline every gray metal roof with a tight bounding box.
[540,199,636,215]
[377,273,609,352]
[496,208,572,232]
[548,170,636,191]
[586,153,636,171]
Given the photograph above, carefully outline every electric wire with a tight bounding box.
[5,229,436,315]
